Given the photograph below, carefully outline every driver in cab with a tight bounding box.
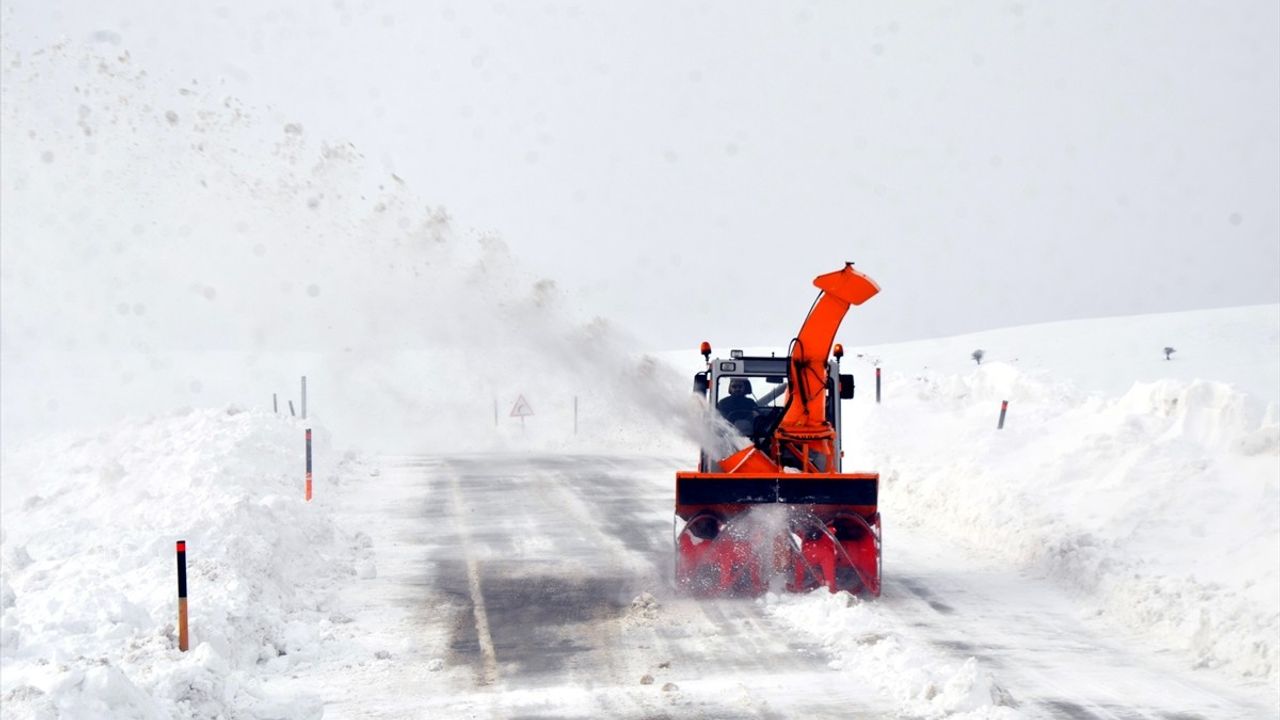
[717,378,757,431]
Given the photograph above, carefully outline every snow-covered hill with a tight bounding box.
[850,304,1280,404]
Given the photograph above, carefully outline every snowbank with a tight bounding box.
[0,408,373,719]
[850,363,1280,689]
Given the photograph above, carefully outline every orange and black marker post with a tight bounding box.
[305,428,313,501]
[998,400,1009,429]
[176,540,189,651]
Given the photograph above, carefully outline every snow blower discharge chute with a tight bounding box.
[676,263,881,597]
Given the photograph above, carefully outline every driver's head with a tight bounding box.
[727,379,750,396]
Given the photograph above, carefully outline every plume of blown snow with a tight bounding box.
[0,42,711,456]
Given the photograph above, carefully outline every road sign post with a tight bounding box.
[510,395,534,435]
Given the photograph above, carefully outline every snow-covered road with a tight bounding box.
[314,454,894,718]
[309,453,1272,719]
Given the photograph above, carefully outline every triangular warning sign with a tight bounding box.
[509,395,534,417]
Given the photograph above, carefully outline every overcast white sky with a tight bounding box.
[4,1,1278,351]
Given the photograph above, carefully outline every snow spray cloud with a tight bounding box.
[0,43,723,455]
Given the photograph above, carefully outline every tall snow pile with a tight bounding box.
[0,408,372,719]
[843,314,1280,689]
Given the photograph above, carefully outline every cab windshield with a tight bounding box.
[714,376,786,407]
[715,376,786,435]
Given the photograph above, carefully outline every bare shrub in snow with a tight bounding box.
[1164,346,1176,360]
[972,349,985,365]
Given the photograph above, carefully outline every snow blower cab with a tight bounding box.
[698,357,852,469]
[676,263,882,597]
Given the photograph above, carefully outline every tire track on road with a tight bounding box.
[447,472,500,686]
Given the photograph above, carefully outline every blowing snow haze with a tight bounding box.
[0,42,691,449]
[2,1,1278,353]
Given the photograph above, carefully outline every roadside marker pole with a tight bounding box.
[301,376,307,420]
[573,396,578,435]
[273,393,278,414]
[176,540,189,652]
[998,400,1008,430]
[305,429,313,501]
[875,368,881,404]
[289,400,296,417]
[493,398,498,428]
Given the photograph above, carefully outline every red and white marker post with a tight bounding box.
[176,540,189,651]
[998,400,1009,430]
[305,428,313,501]
[875,367,882,404]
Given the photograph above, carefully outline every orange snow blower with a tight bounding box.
[676,263,881,597]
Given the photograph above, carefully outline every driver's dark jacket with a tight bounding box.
[716,394,757,418]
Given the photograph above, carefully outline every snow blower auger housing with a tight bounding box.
[676,263,882,597]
